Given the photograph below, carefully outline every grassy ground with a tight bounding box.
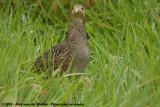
[0,0,160,106]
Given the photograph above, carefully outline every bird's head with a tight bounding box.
[72,4,85,18]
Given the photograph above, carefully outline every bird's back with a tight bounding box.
[33,42,75,72]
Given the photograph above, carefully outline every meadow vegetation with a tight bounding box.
[0,0,160,106]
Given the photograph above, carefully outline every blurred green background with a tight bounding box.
[0,0,160,106]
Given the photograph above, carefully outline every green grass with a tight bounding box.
[0,0,160,106]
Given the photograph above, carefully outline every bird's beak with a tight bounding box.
[75,8,79,13]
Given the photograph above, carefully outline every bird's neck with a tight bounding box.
[65,18,89,55]
[69,18,85,32]
[71,18,85,26]
[66,18,86,41]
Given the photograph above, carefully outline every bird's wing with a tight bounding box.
[33,42,74,71]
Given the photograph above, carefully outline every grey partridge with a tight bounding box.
[33,4,90,73]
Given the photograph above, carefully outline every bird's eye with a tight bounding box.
[82,8,83,10]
